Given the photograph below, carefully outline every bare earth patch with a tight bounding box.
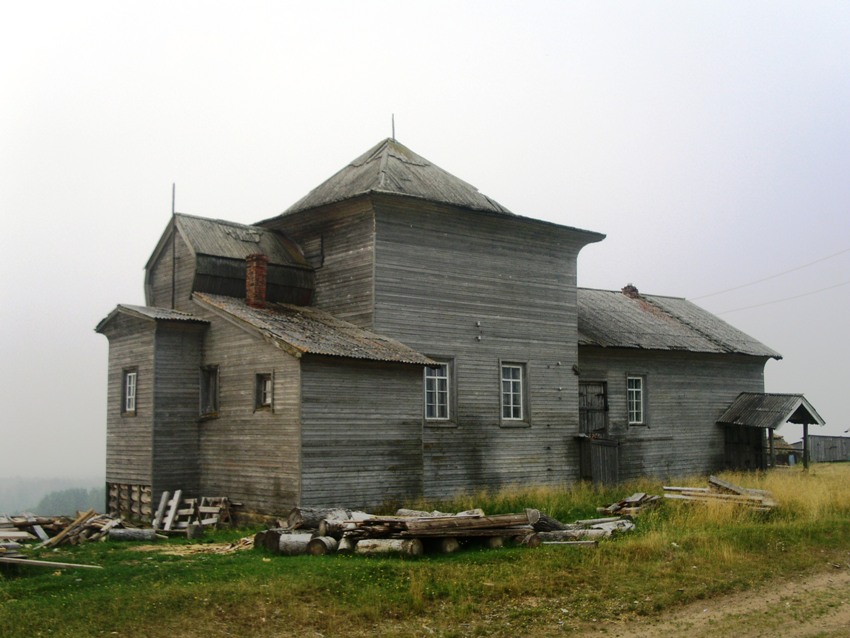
[592,567,850,638]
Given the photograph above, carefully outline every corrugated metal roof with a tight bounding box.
[717,393,825,428]
[174,214,309,267]
[577,288,781,358]
[281,138,515,216]
[95,304,209,332]
[194,293,433,365]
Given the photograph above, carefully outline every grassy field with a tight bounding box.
[2,465,849,637]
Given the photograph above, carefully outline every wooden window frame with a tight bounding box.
[424,359,455,426]
[627,375,646,425]
[500,361,529,426]
[199,365,219,419]
[255,372,273,410]
[122,368,138,416]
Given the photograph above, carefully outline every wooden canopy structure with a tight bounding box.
[717,393,826,469]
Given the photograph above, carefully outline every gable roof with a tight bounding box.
[281,138,514,216]
[717,393,825,428]
[193,293,432,365]
[146,213,310,272]
[577,287,781,358]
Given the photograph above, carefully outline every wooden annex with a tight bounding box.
[96,138,818,517]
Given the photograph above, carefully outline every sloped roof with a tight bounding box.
[193,293,432,365]
[281,138,514,216]
[718,393,825,428]
[146,213,310,273]
[577,287,781,358]
[95,304,209,332]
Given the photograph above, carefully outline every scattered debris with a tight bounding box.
[663,475,776,510]
[153,492,235,534]
[597,492,662,516]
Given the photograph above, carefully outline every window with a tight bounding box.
[501,363,524,421]
[255,373,273,409]
[627,376,645,425]
[200,365,219,417]
[425,362,450,421]
[122,368,137,415]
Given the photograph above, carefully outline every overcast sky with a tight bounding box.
[2,1,848,479]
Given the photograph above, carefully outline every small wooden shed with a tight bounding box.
[717,393,825,470]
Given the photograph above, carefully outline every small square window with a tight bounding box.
[255,373,273,409]
[122,368,137,415]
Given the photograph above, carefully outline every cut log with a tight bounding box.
[423,537,461,554]
[537,529,608,541]
[307,536,338,556]
[277,533,314,556]
[108,528,160,542]
[287,507,350,530]
[337,536,357,554]
[355,538,424,556]
[533,512,569,532]
[404,511,537,534]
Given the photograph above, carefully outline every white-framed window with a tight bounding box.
[200,365,219,417]
[425,362,450,421]
[122,368,137,415]
[627,376,645,425]
[255,373,273,409]
[501,363,524,421]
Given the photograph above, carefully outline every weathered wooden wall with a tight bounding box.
[578,347,768,479]
[146,229,196,311]
[151,323,205,498]
[193,304,302,512]
[299,356,424,509]
[370,196,594,498]
[101,313,156,487]
[262,197,376,328]
[806,435,850,463]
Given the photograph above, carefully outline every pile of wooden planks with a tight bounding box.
[596,492,662,517]
[534,515,635,546]
[257,507,543,556]
[2,511,128,548]
[663,475,776,511]
[152,491,233,534]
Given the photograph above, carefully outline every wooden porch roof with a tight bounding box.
[717,392,826,429]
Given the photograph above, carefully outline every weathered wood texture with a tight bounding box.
[101,313,156,485]
[299,356,423,509]
[262,198,376,328]
[578,348,768,480]
[371,196,594,498]
[146,229,196,312]
[192,303,302,512]
[151,324,204,498]
[805,435,850,463]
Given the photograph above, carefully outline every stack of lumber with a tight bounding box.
[1,514,71,542]
[663,476,776,511]
[596,492,662,517]
[256,507,542,556]
[152,491,234,534]
[2,511,130,548]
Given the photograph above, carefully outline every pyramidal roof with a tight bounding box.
[283,138,514,216]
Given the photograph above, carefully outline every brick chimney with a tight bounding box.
[621,283,640,299]
[246,253,269,308]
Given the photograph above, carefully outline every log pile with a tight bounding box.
[596,492,662,517]
[256,507,543,556]
[534,515,635,545]
[663,475,776,511]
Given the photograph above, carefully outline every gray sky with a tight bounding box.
[2,1,848,479]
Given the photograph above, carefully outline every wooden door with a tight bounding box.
[579,382,608,435]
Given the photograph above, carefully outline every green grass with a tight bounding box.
[2,464,849,637]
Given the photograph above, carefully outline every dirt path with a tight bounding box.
[593,567,850,637]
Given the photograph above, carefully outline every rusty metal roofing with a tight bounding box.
[194,293,433,365]
[717,393,825,428]
[173,214,309,267]
[95,304,209,332]
[280,138,515,216]
[577,288,781,358]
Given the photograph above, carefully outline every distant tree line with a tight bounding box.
[34,487,105,516]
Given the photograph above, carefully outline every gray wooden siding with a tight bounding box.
[299,356,423,509]
[147,231,196,312]
[193,305,302,513]
[261,198,376,328]
[101,314,156,486]
[806,435,850,463]
[151,324,205,498]
[371,197,591,498]
[578,347,768,480]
